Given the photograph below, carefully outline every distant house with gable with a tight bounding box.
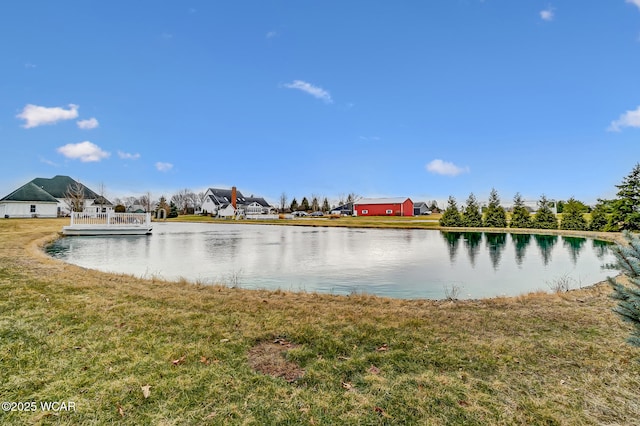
[0,175,112,218]
[200,186,272,217]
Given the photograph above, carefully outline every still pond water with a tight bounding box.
[46,222,616,300]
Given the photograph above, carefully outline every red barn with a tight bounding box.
[353,198,414,217]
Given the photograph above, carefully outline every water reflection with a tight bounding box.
[463,232,482,266]
[592,239,612,260]
[511,234,531,267]
[442,231,608,267]
[562,237,586,265]
[441,232,463,263]
[46,224,617,300]
[534,234,558,266]
[485,233,507,269]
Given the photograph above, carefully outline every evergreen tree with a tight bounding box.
[609,163,640,231]
[608,231,640,348]
[588,201,609,231]
[483,188,507,228]
[322,197,330,212]
[290,198,299,212]
[462,193,483,227]
[532,195,558,229]
[509,192,532,228]
[439,196,463,227]
[560,197,588,230]
[300,197,310,211]
[168,201,179,218]
[311,197,320,212]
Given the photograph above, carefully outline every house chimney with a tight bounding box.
[231,186,237,209]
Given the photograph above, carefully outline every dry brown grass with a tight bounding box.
[0,218,639,425]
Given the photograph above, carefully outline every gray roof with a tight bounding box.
[31,175,99,199]
[206,188,271,208]
[206,188,247,206]
[0,182,59,202]
[90,196,114,206]
[355,197,412,205]
[244,197,270,208]
[1,175,104,204]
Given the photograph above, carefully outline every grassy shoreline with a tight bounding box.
[1,218,639,424]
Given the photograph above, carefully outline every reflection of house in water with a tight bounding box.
[511,234,532,267]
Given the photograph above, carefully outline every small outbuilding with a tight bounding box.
[413,201,431,216]
[353,197,414,217]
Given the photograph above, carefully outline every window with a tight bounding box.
[30,205,36,213]
[362,209,368,214]
[386,209,393,214]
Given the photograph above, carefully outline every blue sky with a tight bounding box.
[1,1,640,207]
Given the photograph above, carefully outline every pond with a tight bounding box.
[46,222,616,300]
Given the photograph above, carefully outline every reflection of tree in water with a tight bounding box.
[463,232,482,266]
[441,232,462,263]
[534,234,558,266]
[485,233,507,269]
[592,239,611,261]
[511,233,531,267]
[562,236,586,265]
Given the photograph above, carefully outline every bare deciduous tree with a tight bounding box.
[279,192,288,213]
[171,188,195,214]
[139,191,154,212]
[65,181,86,213]
[346,192,360,204]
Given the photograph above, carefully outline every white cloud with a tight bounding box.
[118,151,141,160]
[77,117,99,129]
[627,0,640,11]
[17,104,79,128]
[425,159,469,177]
[57,141,110,162]
[608,106,640,132]
[39,157,59,167]
[540,7,554,21]
[283,80,333,103]
[155,162,173,172]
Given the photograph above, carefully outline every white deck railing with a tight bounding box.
[69,212,151,227]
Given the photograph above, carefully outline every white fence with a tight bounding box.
[245,214,292,220]
[70,212,151,227]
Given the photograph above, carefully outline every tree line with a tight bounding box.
[439,163,640,232]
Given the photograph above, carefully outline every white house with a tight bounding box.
[201,187,272,217]
[0,175,112,218]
